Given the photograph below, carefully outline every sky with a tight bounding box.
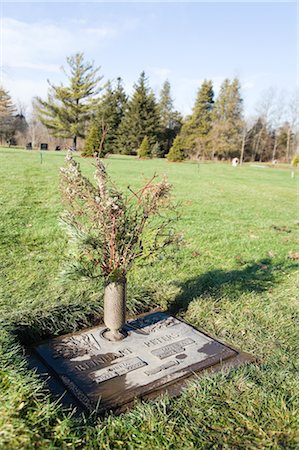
[0,1,297,117]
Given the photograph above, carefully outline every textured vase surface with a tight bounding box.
[103,278,126,340]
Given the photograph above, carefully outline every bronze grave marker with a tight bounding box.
[29,312,255,414]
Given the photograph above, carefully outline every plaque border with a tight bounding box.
[27,311,257,415]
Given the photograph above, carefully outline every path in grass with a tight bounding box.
[0,148,298,448]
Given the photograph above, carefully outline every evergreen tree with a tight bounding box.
[83,121,102,157]
[138,136,151,158]
[182,80,214,157]
[276,123,292,161]
[244,118,272,162]
[159,80,174,127]
[36,53,102,150]
[116,72,161,155]
[179,80,214,159]
[211,78,244,159]
[0,86,16,144]
[0,86,15,117]
[83,78,127,156]
[167,135,185,162]
[151,141,163,158]
[158,80,182,157]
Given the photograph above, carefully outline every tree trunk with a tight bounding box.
[31,128,35,149]
[103,277,126,341]
[256,129,263,162]
[286,127,291,163]
[253,133,260,162]
[272,135,278,162]
[73,135,77,151]
[240,129,246,165]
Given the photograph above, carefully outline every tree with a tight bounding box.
[167,135,185,162]
[158,80,182,156]
[151,141,163,158]
[271,91,285,161]
[243,117,274,162]
[83,78,127,157]
[211,78,244,159]
[253,88,276,162]
[36,53,102,151]
[0,86,15,117]
[0,86,16,145]
[83,120,102,156]
[12,114,28,145]
[27,100,50,149]
[138,135,151,158]
[116,72,161,155]
[292,154,299,166]
[285,92,298,162]
[179,80,214,159]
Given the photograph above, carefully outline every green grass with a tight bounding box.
[0,148,298,449]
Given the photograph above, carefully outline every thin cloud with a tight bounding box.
[84,27,117,39]
[8,62,60,73]
[243,81,255,90]
[4,78,49,108]
[2,17,118,74]
[151,67,171,79]
[1,16,121,106]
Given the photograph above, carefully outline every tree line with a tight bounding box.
[0,52,297,162]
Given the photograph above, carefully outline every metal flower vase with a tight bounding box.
[103,277,127,341]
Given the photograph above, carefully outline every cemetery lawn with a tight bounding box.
[0,148,298,449]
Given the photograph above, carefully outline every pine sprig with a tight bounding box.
[60,152,180,282]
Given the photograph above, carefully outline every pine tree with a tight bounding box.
[151,141,163,158]
[116,72,161,155]
[167,135,185,162]
[159,80,174,129]
[113,77,128,127]
[83,78,127,156]
[0,87,16,145]
[83,121,102,157]
[0,86,15,117]
[36,53,102,150]
[138,136,151,158]
[244,118,273,162]
[211,78,244,159]
[158,80,182,157]
[179,80,214,159]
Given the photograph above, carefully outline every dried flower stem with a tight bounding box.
[60,151,179,282]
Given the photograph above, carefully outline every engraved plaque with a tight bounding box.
[151,338,195,359]
[29,312,255,414]
[91,357,147,383]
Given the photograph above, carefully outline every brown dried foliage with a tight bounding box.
[60,151,179,282]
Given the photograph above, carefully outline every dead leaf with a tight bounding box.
[268,250,275,258]
[192,251,201,257]
[282,237,299,242]
[235,255,246,265]
[288,252,299,260]
[258,263,268,270]
[272,225,292,233]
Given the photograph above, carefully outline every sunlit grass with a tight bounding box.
[0,148,298,448]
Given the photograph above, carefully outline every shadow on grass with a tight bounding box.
[8,301,103,345]
[7,259,298,345]
[8,283,158,345]
[167,258,299,316]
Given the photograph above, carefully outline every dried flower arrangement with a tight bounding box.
[60,150,179,340]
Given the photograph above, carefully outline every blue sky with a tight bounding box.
[1,1,297,117]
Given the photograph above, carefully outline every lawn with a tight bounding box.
[0,148,298,449]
